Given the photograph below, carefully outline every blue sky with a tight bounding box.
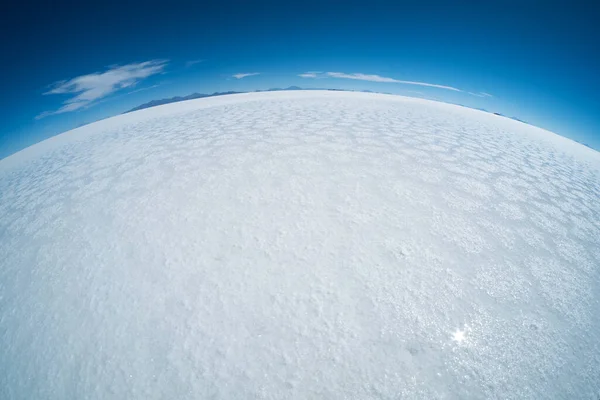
[1,0,598,158]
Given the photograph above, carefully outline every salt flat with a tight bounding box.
[1,91,599,399]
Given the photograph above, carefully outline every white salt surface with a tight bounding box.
[1,91,599,398]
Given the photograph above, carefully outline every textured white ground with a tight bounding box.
[1,91,600,399]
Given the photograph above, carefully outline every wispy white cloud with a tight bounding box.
[299,71,462,92]
[232,72,260,79]
[185,59,204,68]
[37,60,168,119]
[480,92,493,97]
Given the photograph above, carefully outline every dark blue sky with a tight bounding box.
[2,0,599,158]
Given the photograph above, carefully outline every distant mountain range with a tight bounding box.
[124,86,350,113]
[124,87,530,127]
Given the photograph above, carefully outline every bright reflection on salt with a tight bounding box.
[452,328,466,344]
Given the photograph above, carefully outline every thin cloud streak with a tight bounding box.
[185,59,204,67]
[298,71,321,78]
[37,60,168,119]
[126,84,161,95]
[300,71,463,92]
[233,72,260,79]
[326,72,400,83]
[467,91,495,98]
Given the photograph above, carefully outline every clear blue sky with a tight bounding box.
[2,0,598,158]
